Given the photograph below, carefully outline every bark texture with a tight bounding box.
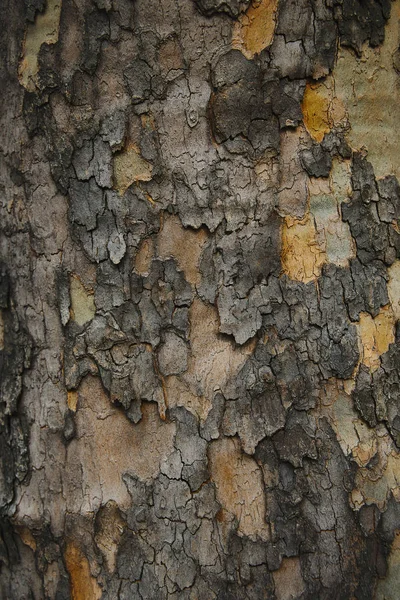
[1,0,400,598]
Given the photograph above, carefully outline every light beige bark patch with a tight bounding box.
[278,128,308,218]
[232,0,278,58]
[134,237,155,276]
[273,557,305,600]
[65,376,176,513]
[333,0,400,180]
[323,389,378,467]
[18,0,62,92]
[388,260,400,320]
[159,37,184,78]
[64,541,102,600]
[330,158,352,200]
[209,436,269,540]
[95,501,125,574]
[164,298,253,420]
[113,145,152,195]
[157,214,208,286]
[352,439,400,511]
[70,275,96,327]
[357,306,396,372]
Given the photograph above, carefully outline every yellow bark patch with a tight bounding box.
[18,0,62,92]
[113,145,152,195]
[301,82,331,142]
[164,298,253,421]
[357,306,396,372]
[70,275,96,327]
[232,0,278,58]
[65,376,175,513]
[209,436,270,540]
[281,215,326,283]
[387,260,400,320]
[273,557,306,600]
[64,542,101,600]
[157,214,208,286]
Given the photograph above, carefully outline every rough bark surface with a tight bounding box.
[1,0,400,598]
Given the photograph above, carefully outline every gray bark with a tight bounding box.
[1,0,400,598]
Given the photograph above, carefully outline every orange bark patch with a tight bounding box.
[64,542,101,600]
[232,0,278,58]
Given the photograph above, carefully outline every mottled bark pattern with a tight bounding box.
[1,0,400,598]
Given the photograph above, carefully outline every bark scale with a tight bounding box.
[1,0,400,598]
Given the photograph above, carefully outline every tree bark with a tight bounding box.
[1,0,400,598]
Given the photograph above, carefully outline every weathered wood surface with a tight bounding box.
[1,0,400,597]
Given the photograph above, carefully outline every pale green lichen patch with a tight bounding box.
[18,0,62,91]
[113,145,152,195]
[310,192,355,267]
[70,275,96,327]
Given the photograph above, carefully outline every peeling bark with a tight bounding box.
[1,0,400,598]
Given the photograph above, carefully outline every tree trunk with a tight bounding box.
[1,0,400,597]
